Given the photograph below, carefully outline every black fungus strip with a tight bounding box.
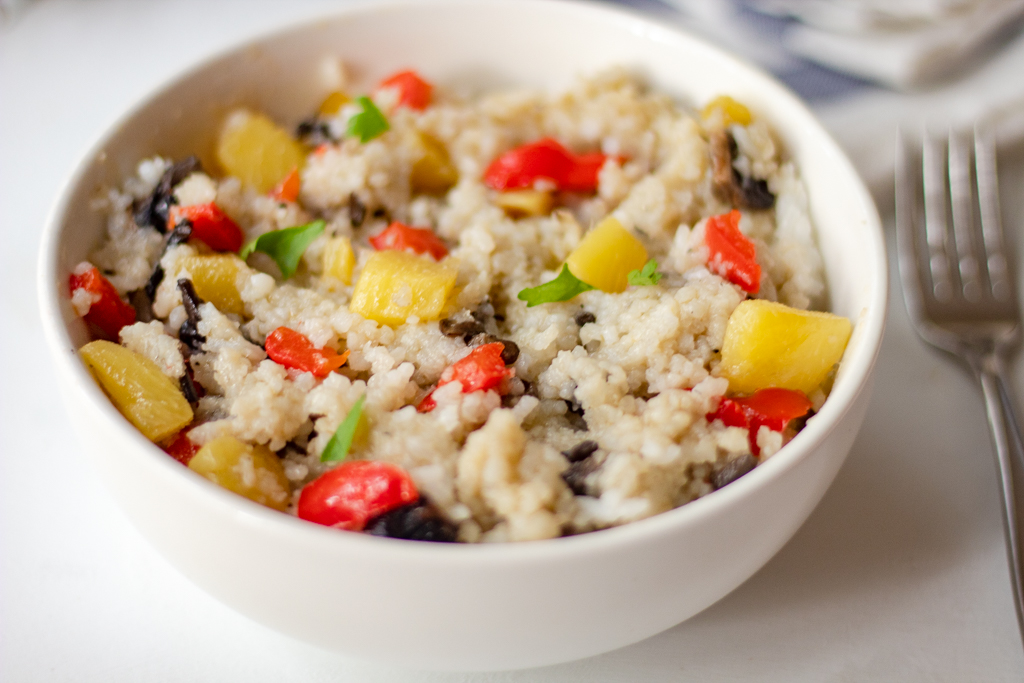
[498,340,520,365]
[348,193,367,228]
[712,454,757,490]
[788,408,815,434]
[134,156,202,233]
[725,133,774,210]
[179,321,205,354]
[144,264,165,301]
[562,458,597,496]
[439,318,485,339]
[365,501,458,542]
[128,289,154,323]
[574,310,596,326]
[710,131,776,210]
[564,400,587,431]
[166,219,193,248]
[562,440,599,463]
[177,278,206,353]
[738,176,775,210]
[133,196,159,232]
[179,372,199,406]
[178,278,203,320]
[167,156,202,187]
[296,118,333,147]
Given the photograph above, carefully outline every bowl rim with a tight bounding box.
[37,0,888,563]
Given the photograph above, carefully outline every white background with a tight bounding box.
[3,1,1024,680]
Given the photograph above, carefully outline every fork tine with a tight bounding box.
[948,129,982,302]
[975,127,1015,304]
[896,130,927,315]
[922,130,955,302]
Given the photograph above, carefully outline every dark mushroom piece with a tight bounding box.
[562,440,598,463]
[709,129,775,211]
[564,399,587,431]
[348,192,367,228]
[439,317,486,339]
[296,117,334,147]
[574,310,596,326]
[498,340,519,365]
[560,441,600,496]
[712,453,757,490]
[364,500,458,542]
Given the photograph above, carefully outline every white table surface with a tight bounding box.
[4,1,1024,680]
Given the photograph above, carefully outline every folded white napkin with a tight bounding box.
[758,0,1024,89]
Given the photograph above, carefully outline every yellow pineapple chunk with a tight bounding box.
[79,340,193,443]
[410,132,458,194]
[494,189,553,218]
[188,435,290,511]
[322,236,355,287]
[701,95,752,128]
[565,216,648,293]
[216,109,307,193]
[180,254,245,316]
[350,250,458,327]
[719,299,852,395]
[318,90,350,116]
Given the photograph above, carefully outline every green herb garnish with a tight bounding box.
[320,394,366,463]
[239,219,325,279]
[517,264,594,307]
[346,96,389,143]
[627,259,662,286]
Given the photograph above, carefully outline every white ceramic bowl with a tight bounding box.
[38,0,886,671]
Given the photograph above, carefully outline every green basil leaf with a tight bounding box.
[627,259,662,286]
[320,394,366,463]
[239,219,325,279]
[346,96,389,143]
[517,264,594,307]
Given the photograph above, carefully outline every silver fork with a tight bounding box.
[896,127,1024,643]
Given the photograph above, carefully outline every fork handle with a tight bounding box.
[996,370,1024,468]
[977,361,1024,640]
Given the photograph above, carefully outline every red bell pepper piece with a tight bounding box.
[704,210,761,294]
[164,429,200,466]
[265,327,350,378]
[169,202,244,253]
[562,151,608,192]
[417,342,515,412]
[377,70,433,111]
[269,167,301,203]
[706,396,748,430]
[369,222,449,261]
[483,138,609,193]
[69,264,136,341]
[485,138,574,191]
[297,460,419,531]
[706,387,812,456]
[734,388,814,433]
